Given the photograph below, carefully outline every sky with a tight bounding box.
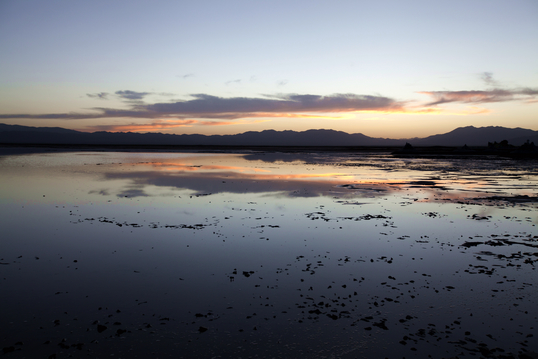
[0,0,537,139]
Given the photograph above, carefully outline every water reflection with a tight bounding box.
[102,169,388,198]
[1,150,537,358]
[88,153,537,205]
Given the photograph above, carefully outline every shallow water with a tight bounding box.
[1,150,537,358]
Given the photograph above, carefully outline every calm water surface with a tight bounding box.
[1,150,537,358]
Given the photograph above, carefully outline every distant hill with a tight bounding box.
[412,126,538,146]
[0,123,80,134]
[0,123,537,147]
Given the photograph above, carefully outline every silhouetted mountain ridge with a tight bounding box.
[411,126,538,146]
[0,123,537,147]
[0,123,80,134]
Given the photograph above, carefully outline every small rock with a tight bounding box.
[97,324,107,333]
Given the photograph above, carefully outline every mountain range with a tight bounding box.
[1,123,537,147]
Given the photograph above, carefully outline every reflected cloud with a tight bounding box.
[102,169,396,198]
[96,163,461,200]
[86,154,534,204]
[86,92,109,100]
[242,152,316,163]
[97,156,408,199]
[118,187,149,198]
[89,189,111,196]
[146,162,271,173]
[100,167,506,202]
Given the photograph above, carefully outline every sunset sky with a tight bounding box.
[1,0,537,139]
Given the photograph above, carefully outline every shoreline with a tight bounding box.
[2,143,537,160]
[0,142,482,154]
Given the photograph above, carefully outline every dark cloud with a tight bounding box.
[144,93,400,115]
[0,92,403,121]
[419,88,538,106]
[116,188,149,198]
[103,170,391,199]
[115,90,151,101]
[519,88,538,96]
[417,72,538,106]
[0,112,105,119]
[87,92,109,100]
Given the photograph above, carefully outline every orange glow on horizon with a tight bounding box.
[85,119,198,132]
[77,103,493,135]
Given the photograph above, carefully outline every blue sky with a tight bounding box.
[1,0,537,138]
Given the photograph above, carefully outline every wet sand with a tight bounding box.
[0,149,537,358]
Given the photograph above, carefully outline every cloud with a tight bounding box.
[520,88,538,96]
[144,93,402,115]
[87,92,109,100]
[225,79,242,86]
[419,88,538,106]
[115,90,151,101]
[417,72,538,106]
[481,72,498,87]
[0,92,426,123]
[0,112,106,120]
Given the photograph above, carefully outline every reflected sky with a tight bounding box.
[1,150,536,202]
[85,152,538,204]
[1,151,536,221]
